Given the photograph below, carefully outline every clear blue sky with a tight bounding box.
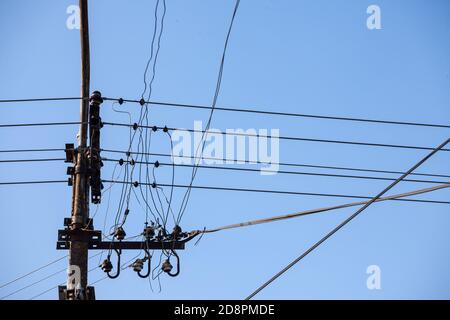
[0,0,449,300]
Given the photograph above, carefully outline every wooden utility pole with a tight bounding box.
[57,0,194,299]
[67,0,90,299]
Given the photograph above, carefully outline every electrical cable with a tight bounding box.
[176,0,241,225]
[102,158,450,185]
[0,121,84,128]
[102,122,450,152]
[103,97,450,130]
[0,148,64,153]
[0,180,67,186]
[0,97,85,103]
[101,148,450,179]
[199,183,450,233]
[102,180,450,205]
[0,158,65,163]
[245,138,450,300]
[0,253,102,300]
[0,255,67,289]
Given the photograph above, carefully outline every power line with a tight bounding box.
[0,180,66,186]
[0,252,103,300]
[176,0,241,226]
[102,97,450,129]
[0,121,83,128]
[101,148,450,179]
[245,138,450,300]
[102,180,450,205]
[0,148,64,153]
[0,97,85,104]
[0,255,67,289]
[102,158,450,185]
[0,158,65,163]
[200,183,450,233]
[102,122,450,152]
[29,252,138,300]
[1,268,67,300]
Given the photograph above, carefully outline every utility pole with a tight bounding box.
[64,0,91,300]
[56,0,197,300]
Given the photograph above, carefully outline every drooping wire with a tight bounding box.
[176,0,241,225]
[245,138,450,300]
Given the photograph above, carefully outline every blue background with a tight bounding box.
[0,0,449,299]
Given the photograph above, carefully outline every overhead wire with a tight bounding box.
[102,122,450,152]
[0,255,67,290]
[0,121,84,128]
[0,180,67,186]
[101,148,450,179]
[102,180,450,205]
[198,183,450,233]
[245,138,450,300]
[101,158,450,185]
[0,97,85,103]
[176,0,241,226]
[102,97,450,130]
[0,158,65,163]
[0,252,102,300]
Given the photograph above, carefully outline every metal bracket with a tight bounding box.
[56,227,102,250]
[64,143,76,163]
[58,285,95,300]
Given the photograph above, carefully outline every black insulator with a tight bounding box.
[100,183,104,190]
[114,227,126,241]
[143,226,155,239]
[154,161,160,168]
[152,126,157,132]
[151,182,157,189]
[126,151,131,157]
[132,123,138,130]
[118,98,124,105]
[124,208,130,216]
[100,121,104,128]
[173,225,182,236]
[130,159,136,166]
[162,260,173,273]
[163,126,168,132]
[119,158,124,166]
[133,181,139,188]
[100,259,113,273]
[139,98,145,106]
[132,259,144,272]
